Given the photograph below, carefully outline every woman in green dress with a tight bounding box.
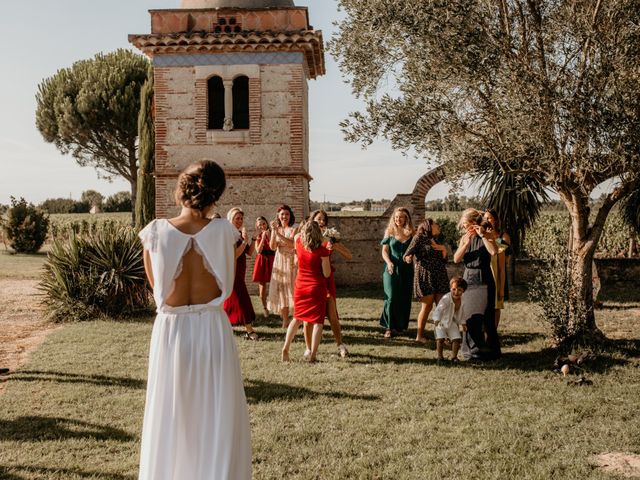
[380,207,415,338]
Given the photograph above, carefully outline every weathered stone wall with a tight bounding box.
[154,61,310,223]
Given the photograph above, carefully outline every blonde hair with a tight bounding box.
[300,220,323,251]
[458,208,482,231]
[226,207,244,223]
[385,207,414,238]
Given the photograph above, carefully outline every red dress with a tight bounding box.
[252,234,275,283]
[294,237,330,325]
[224,240,256,326]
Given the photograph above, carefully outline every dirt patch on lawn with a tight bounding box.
[0,279,62,394]
[595,453,640,478]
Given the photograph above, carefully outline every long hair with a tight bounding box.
[485,208,501,231]
[299,220,323,251]
[277,204,295,227]
[458,208,482,231]
[309,209,329,226]
[416,218,436,239]
[385,207,414,237]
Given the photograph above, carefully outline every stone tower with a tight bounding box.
[129,0,325,222]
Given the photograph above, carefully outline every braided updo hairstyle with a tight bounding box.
[174,161,226,212]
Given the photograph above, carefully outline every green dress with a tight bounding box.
[380,235,414,332]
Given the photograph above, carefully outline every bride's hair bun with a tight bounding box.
[175,161,226,211]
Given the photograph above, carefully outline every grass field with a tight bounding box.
[0,281,638,479]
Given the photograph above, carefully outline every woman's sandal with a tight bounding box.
[244,332,259,341]
[384,329,392,340]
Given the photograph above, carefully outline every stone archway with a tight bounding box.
[411,166,446,221]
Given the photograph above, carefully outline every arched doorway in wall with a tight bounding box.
[410,166,446,222]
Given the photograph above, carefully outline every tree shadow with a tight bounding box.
[0,465,135,480]
[346,352,434,366]
[13,370,145,389]
[604,338,640,358]
[0,416,135,442]
[244,379,380,404]
[499,332,546,347]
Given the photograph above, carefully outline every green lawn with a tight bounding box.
[0,286,638,479]
[0,250,48,280]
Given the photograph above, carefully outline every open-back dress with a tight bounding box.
[138,218,251,480]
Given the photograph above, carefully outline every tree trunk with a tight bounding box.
[564,204,606,347]
[629,235,638,258]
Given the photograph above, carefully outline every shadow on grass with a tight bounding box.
[0,465,134,480]
[0,416,135,442]
[347,352,434,366]
[499,332,546,347]
[13,370,145,389]
[244,379,380,403]
[348,346,629,373]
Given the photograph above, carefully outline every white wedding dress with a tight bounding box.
[138,218,252,480]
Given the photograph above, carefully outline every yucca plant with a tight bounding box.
[39,225,150,321]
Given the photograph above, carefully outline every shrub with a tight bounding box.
[1,197,49,253]
[529,245,571,347]
[39,225,150,321]
[104,191,132,212]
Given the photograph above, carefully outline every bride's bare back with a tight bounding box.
[144,217,222,307]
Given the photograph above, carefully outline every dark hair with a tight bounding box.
[277,204,295,227]
[309,209,329,226]
[174,161,226,211]
[485,208,501,230]
[450,276,468,291]
[417,218,436,239]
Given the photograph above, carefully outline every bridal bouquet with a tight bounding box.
[323,227,341,244]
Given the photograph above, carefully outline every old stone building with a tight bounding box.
[129,0,325,223]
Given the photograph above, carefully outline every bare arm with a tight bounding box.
[331,241,353,261]
[143,249,154,288]
[454,233,472,264]
[321,256,332,278]
[431,239,448,260]
[472,225,499,256]
[381,243,394,274]
[497,252,506,299]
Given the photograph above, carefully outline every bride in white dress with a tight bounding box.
[137,161,252,480]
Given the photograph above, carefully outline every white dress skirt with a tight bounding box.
[138,219,252,480]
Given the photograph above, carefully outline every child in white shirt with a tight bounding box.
[432,277,468,363]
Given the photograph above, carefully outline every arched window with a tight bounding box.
[207,76,224,130]
[232,76,250,130]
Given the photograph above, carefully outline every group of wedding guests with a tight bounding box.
[380,206,511,362]
[136,160,514,479]
[222,204,352,362]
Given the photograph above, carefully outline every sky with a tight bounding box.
[0,0,458,205]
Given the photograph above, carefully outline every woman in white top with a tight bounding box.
[137,161,251,480]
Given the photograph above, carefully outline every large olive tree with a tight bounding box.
[331,0,640,346]
[36,49,149,223]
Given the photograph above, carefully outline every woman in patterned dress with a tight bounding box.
[403,218,449,343]
[267,204,297,328]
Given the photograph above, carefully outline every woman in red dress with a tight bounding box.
[252,216,274,317]
[224,207,258,340]
[302,210,352,358]
[281,221,331,363]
